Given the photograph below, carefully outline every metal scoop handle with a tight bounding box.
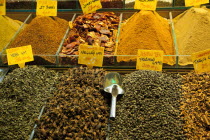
[110,96,117,118]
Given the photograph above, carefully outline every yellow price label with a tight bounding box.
[136,50,163,71]
[69,21,73,28]
[0,0,6,15]
[36,0,57,16]
[78,44,104,67]
[185,0,209,6]
[6,45,34,68]
[134,0,157,11]
[79,0,102,14]
[191,49,210,73]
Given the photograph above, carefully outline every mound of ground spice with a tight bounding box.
[117,11,175,65]
[0,16,23,52]
[174,7,210,65]
[9,16,68,64]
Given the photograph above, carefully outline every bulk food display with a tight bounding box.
[117,10,175,66]
[0,66,59,140]
[0,66,209,139]
[174,7,210,65]
[181,72,210,139]
[59,12,119,65]
[1,1,210,140]
[109,70,185,139]
[1,8,210,67]
[35,67,109,139]
[6,16,68,65]
[0,16,23,52]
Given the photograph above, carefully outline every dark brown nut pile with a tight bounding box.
[36,67,109,139]
[60,12,119,56]
[181,72,210,140]
[0,66,59,140]
[109,70,186,140]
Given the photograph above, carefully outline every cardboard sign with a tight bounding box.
[191,49,210,73]
[185,0,209,6]
[78,44,104,67]
[79,0,102,14]
[134,0,157,11]
[36,0,57,16]
[69,21,73,28]
[6,45,34,68]
[0,0,5,15]
[136,50,163,71]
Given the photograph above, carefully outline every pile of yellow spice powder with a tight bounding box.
[117,10,175,65]
[0,16,23,52]
[174,7,210,65]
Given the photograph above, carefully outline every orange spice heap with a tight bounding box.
[117,10,175,65]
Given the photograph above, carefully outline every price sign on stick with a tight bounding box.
[79,0,102,14]
[134,0,157,11]
[6,45,34,68]
[36,0,57,16]
[0,0,6,15]
[136,50,163,71]
[191,49,210,73]
[185,0,209,6]
[69,21,73,28]
[78,44,104,68]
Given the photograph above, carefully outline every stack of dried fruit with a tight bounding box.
[109,70,185,139]
[60,12,119,64]
[0,66,59,140]
[181,72,210,139]
[36,67,109,139]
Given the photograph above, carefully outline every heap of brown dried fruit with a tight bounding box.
[60,12,119,61]
[35,67,109,140]
[181,72,210,139]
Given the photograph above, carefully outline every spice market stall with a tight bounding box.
[0,0,210,140]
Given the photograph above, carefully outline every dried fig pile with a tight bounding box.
[181,72,210,139]
[60,12,119,63]
[36,67,109,139]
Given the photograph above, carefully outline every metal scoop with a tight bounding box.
[103,72,124,119]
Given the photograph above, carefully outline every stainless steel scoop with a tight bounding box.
[103,72,124,119]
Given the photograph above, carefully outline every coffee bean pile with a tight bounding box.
[36,67,109,140]
[181,72,210,139]
[109,70,186,140]
[0,66,59,140]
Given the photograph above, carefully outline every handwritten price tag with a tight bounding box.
[79,0,102,14]
[185,0,209,6]
[0,0,5,15]
[69,21,73,28]
[78,44,104,67]
[136,50,163,71]
[6,45,34,68]
[36,0,57,16]
[191,49,210,73]
[134,0,157,11]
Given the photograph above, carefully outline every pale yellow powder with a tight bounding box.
[174,7,210,65]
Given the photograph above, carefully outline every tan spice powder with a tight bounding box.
[9,16,68,63]
[117,11,175,65]
[174,7,210,65]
